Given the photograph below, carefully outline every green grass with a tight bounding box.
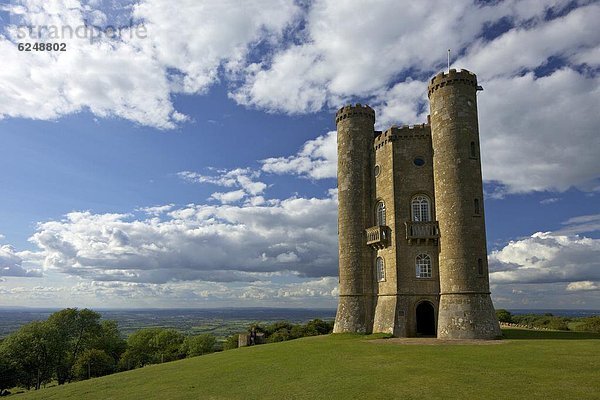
[14,329,600,400]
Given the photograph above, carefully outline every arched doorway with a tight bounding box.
[416,301,436,336]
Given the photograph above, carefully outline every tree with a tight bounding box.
[0,349,20,396]
[0,321,59,390]
[575,317,600,333]
[154,329,185,363]
[46,308,102,384]
[90,320,127,365]
[72,349,115,380]
[304,319,333,336]
[118,328,184,370]
[496,309,513,323]
[181,334,216,357]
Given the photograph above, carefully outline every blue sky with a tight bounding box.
[0,0,598,309]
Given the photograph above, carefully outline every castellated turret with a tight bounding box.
[333,104,375,333]
[333,69,501,339]
[428,70,501,339]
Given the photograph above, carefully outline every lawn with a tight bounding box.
[13,329,600,400]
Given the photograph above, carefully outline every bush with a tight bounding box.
[496,309,513,323]
[572,317,600,333]
[222,335,239,350]
[181,334,216,357]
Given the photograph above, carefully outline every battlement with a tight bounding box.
[373,123,430,150]
[335,104,375,124]
[427,69,478,97]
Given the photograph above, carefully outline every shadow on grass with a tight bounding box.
[502,328,600,340]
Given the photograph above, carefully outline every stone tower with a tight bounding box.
[428,69,501,339]
[333,69,501,339]
[333,105,375,333]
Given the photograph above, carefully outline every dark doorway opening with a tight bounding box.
[416,302,436,336]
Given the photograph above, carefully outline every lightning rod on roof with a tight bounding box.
[447,49,450,72]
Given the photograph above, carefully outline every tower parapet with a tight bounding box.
[335,104,375,124]
[428,69,478,98]
[374,124,431,150]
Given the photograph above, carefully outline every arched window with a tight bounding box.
[474,198,480,215]
[411,196,431,222]
[376,257,385,282]
[416,254,432,278]
[376,201,386,226]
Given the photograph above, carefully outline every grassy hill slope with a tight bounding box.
[15,329,600,400]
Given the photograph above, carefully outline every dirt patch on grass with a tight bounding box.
[369,338,507,345]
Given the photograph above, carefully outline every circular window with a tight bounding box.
[413,157,425,167]
[374,165,380,177]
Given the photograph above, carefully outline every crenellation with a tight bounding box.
[428,69,478,98]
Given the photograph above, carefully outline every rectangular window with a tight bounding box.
[474,198,480,215]
[478,258,484,275]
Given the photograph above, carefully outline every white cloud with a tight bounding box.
[1,1,598,194]
[0,245,42,277]
[488,214,600,308]
[24,190,338,284]
[489,232,600,284]
[209,190,247,204]
[0,0,300,128]
[566,281,600,292]
[137,204,175,216]
[178,168,268,204]
[478,69,600,194]
[459,2,600,80]
[261,131,337,179]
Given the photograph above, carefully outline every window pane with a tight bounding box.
[376,202,386,225]
[376,257,385,282]
[416,254,431,278]
[411,196,430,222]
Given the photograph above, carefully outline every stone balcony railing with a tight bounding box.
[365,225,390,249]
[405,221,440,245]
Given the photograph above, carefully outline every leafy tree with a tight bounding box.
[90,320,127,364]
[154,329,185,362]
[574,317,600,333]
[72,349,115,380]
[118,328,184,370]
[0,349,20,396]
[0,321,59,390]
[181,334,216,357]
[304,319,333,336]
[46,308,102,384]
[496,309,513,323]
[290,324,306,339]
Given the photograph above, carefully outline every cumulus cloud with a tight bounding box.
[25,191,338,284]
[489,232,600,284]
[0,245,42,277]
[1,1,598,193]
[488,214,600,307]
[261,131,337,179]
[566,281,600,292]
[0,0,300,128]
[178,168,268,204]
[478,69,600,194]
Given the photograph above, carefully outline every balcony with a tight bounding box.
[366,226,390,249]
[405,221,440,245]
